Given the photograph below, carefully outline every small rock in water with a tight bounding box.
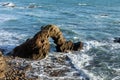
[28,3,37,8]
[114,37,120,43]
[2,2,15,7]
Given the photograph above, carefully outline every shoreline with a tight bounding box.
[1,52,89,80]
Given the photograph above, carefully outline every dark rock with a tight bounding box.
[2,2,15,7]
[114,37,120,43]
[0,48,5,53]
[10,24,83,60]
[56,41,83,52]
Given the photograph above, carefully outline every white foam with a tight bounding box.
[67,52,103,80]
[109,43,120,50]
[28,53,89,79]
[0,30,26,45]
[78,3,88,6]
[112,76,120,80]
[0,30,27,53]
[82,40,106,52]
[93,14,109,19]
[9,38,119,80]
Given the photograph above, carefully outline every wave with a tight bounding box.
[0,30,27,54]
[25,40,120,80]
[28,53,90,80]
[68,40,120,80]
[82,40,107,52]
[93,14,109,19]
[0,31,119,80]
[67,52,103,80]
[0,14,18,23]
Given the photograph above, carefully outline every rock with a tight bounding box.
[41,25,83,52]
[28,3,37,8]
[56,41,83,52]
[2,2,15,7]
[10,24,83,60]
[4,57,39,80]
[114,37,120,43]
[11,29,50,60]
[0,51,7,79]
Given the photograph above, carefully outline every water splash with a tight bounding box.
[0,30,27,54]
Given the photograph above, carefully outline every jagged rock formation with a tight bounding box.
[10,24,83,60]
[0,51,6,79]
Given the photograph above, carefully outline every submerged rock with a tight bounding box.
[10,24,83,60]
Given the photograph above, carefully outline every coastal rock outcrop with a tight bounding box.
[10,24,83,60]
[0,51,7,79]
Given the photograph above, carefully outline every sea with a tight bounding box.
[0,0,120,80]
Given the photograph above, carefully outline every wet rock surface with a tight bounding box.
[10,24,83,60]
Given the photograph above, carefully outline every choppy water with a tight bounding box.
[0,0,120,80]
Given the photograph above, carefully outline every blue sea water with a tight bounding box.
[0,0,120,80]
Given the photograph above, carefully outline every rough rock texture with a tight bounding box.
[1,56,39,80]
[11,24,83,60]
[56,41,83,52]
[0,51,7,79]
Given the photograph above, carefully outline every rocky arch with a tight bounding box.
[10,24,83,60]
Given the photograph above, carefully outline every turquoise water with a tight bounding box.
[0,0,120,80]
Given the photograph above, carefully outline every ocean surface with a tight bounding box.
[0,0,120,80]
